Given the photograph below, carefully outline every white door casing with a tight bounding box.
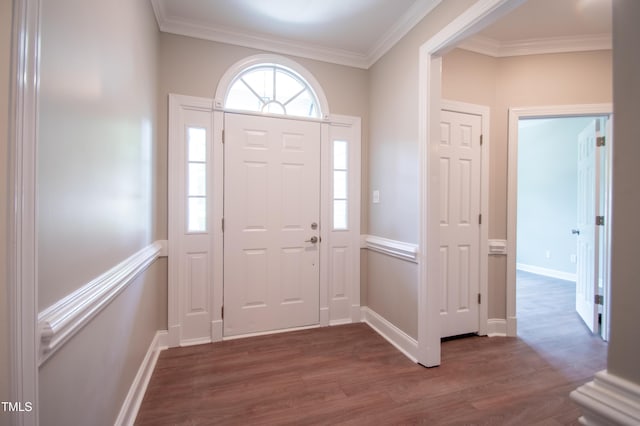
[169,56,361,345]
[506,104,613,341]
[168,95,219,346]
[223,113,321,336]
[576,120,600,333]
[439,108,482,338]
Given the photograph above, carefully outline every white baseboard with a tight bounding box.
[361,307,418,363]
[351,304,361,323]
[571,370,640,425]
[211,320,223,342]
[487,319,507,337]
[320,307,330,326]
[222,324,320,341]
[167,324,181,348]
[329,318,353,326]
[517,263,576,282]
[507,316,517,337]
[116,330,167,426]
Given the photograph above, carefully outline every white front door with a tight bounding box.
[223,113,321,336]
[439,109,482,338]
[576,120,600,333]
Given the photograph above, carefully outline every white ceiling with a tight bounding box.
[151,0,441,68]
[151,0,612,68]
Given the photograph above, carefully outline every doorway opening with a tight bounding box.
[507,107,613,344]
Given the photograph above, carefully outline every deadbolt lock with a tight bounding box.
[311,222,318,230]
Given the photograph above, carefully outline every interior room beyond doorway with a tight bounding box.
[515,115,610,341]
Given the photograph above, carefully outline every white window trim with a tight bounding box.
[214,54,331,120]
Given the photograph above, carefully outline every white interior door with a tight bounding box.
[439,109,482,338]
[224,113,321,336]
[576,120,600,333]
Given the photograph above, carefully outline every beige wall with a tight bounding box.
[367,252,418,338]
[39,260,166,426]
[38,0,160,310]
[608,0,640,386]
[1,0,12,413]
[37,0,165,423]
[157,33,370,238]
[366,0,477,336]
[442,48,612,318]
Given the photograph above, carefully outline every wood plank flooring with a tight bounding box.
[136,272,606,425]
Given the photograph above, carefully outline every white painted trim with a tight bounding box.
[486,319,507,337]
[361,307,418,363]
[222,324,321,341]
[364,235,418,263]
[151,0,442,70]
[158,239,169,257]
[115,331,168,426]
[488,239,508,255]
[178,337,212,347]
[214,54,330,120]
[459,33,612,58]
[366,0,442,67]
[8,0,41,424]
[506,104,613,339]
[211,319,223,342]
[329,318,353,326]
[571,370,640,426]
[351,304,361,324]
[154,11,369,69]
[516,263,577,282]
[418,0,527,369]
[167,94,219,348]
[325,115,361,326]
[38,242,164,365]
[320,307,330,326]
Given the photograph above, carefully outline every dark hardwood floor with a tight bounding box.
[136,272,607,425]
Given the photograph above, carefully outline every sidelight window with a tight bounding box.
[333,140,348,230]
[187,127,207,232]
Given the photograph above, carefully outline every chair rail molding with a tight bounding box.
[37,241,166,365]
[363,234,418,263]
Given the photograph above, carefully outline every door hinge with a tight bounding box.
[596,216,605,226]
[480,134,483,146]
[478,214,482,225]
[221,305,224,319]
[595,294,604,306]
[222,218,224,231]
[222,129,225,143]
[596,136,605,147]
[477,293,481,304]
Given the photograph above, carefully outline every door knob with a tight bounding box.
[305,236,318,244]
[572,229,580,235]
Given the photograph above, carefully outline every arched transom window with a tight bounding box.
[225,64,322,119]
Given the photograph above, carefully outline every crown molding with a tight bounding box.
[151,0,442,69]
[459,33,612,57]
[366,0,442,67]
